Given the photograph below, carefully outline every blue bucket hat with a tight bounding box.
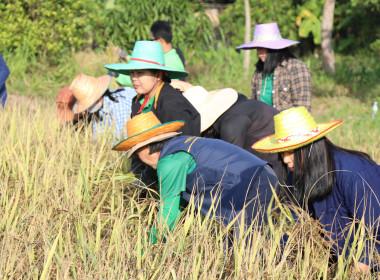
[104,41,188,80]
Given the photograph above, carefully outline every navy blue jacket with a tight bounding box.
[160,136,278,226]
[0,54,10,107]
[290,150,380,266]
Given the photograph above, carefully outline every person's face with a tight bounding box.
[130,69,161,95]
[257,47,268,62]
[281,150,295,171]
[136,146,159,170]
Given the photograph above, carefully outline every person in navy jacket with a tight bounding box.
[112,112,278,244]
[0,54,10,107]
[253,106,380,274]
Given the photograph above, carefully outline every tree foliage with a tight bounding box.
[89,0,214,53]
[0,0,378,63]
[0,0,89,60]
[219,0,379,54]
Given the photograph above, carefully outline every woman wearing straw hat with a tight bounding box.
[183,86,279,171]
[236,22,312,112]
[70,73,136,140]
[113,112,278,244]
[105,41,200,137]
[252,106,380,273]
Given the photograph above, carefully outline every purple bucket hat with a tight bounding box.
[236,22,299,50]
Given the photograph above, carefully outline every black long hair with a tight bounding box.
[277,137,373,209]
[256,48,296,75]
[150,69,172,83]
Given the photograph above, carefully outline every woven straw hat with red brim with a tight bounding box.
[252,106,342,153]
[112,111,184,158]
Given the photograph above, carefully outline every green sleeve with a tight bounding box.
[149,151,195,244]
[116,56,133,87]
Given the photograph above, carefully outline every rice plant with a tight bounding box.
[1,94,379,279]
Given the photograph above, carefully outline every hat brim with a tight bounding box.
[104,63,188,80]
[236,39,299,50]
[252,119,343,153]
[183,87,238,132]
[72,75,111,114]
[112,120,185,156]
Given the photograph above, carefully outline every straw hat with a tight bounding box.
[104,41,188,80]
[70,74,111,114]
[252,107,342,153]
[170,80,194,92]
[183,86,238,132]
[236,22,299,50]
[55,86,76,122]
[112,111,184,158]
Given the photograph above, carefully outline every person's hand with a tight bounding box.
[357,262,370,274]
[112,47,128,61]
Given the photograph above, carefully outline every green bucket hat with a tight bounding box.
[104,41,188,80]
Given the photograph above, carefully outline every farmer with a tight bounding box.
[113,111,278,243]
[105,41,200,184]
[183,86,279,172]
[0,53,10,108]
[69,74,136,140]
[55,86,87,123]
[115,20,186,87]
[252,106,380,273]
[236,22,312,112]
[105,41,200,136]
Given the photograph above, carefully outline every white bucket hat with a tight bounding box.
[183,86,238,132]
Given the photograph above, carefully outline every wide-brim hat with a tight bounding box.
[70,74,111,114]
[252,106,342,153]
[104,41,188,80]
[112,111,184,158]
[170,80,194,92]
[236,22,299,50]
[55,86,76,122]
[183,86,238,132]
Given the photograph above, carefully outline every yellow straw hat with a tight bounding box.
[112,111,184,157]
[70,74,111,114]
[252,106,342,153]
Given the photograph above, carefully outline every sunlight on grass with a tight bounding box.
[0,95,379,278]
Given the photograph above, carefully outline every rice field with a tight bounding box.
[1,92,379,279]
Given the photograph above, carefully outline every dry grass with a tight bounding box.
[1,95,379,279]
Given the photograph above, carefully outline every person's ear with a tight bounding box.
[156,71,163,80]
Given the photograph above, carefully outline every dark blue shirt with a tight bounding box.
[289,149,380,266]
[0,54,10,107]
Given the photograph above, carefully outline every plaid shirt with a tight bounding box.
[251,57,312,112]
[92,87,136,140]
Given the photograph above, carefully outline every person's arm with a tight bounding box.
[0,54,10,85]
[289,60,312,112]
[343,171,380,271]
[149,152,195,244]
[251,71,259,100]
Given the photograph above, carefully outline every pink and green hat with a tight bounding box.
[236,22,299,50]
[104,41,188,80]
